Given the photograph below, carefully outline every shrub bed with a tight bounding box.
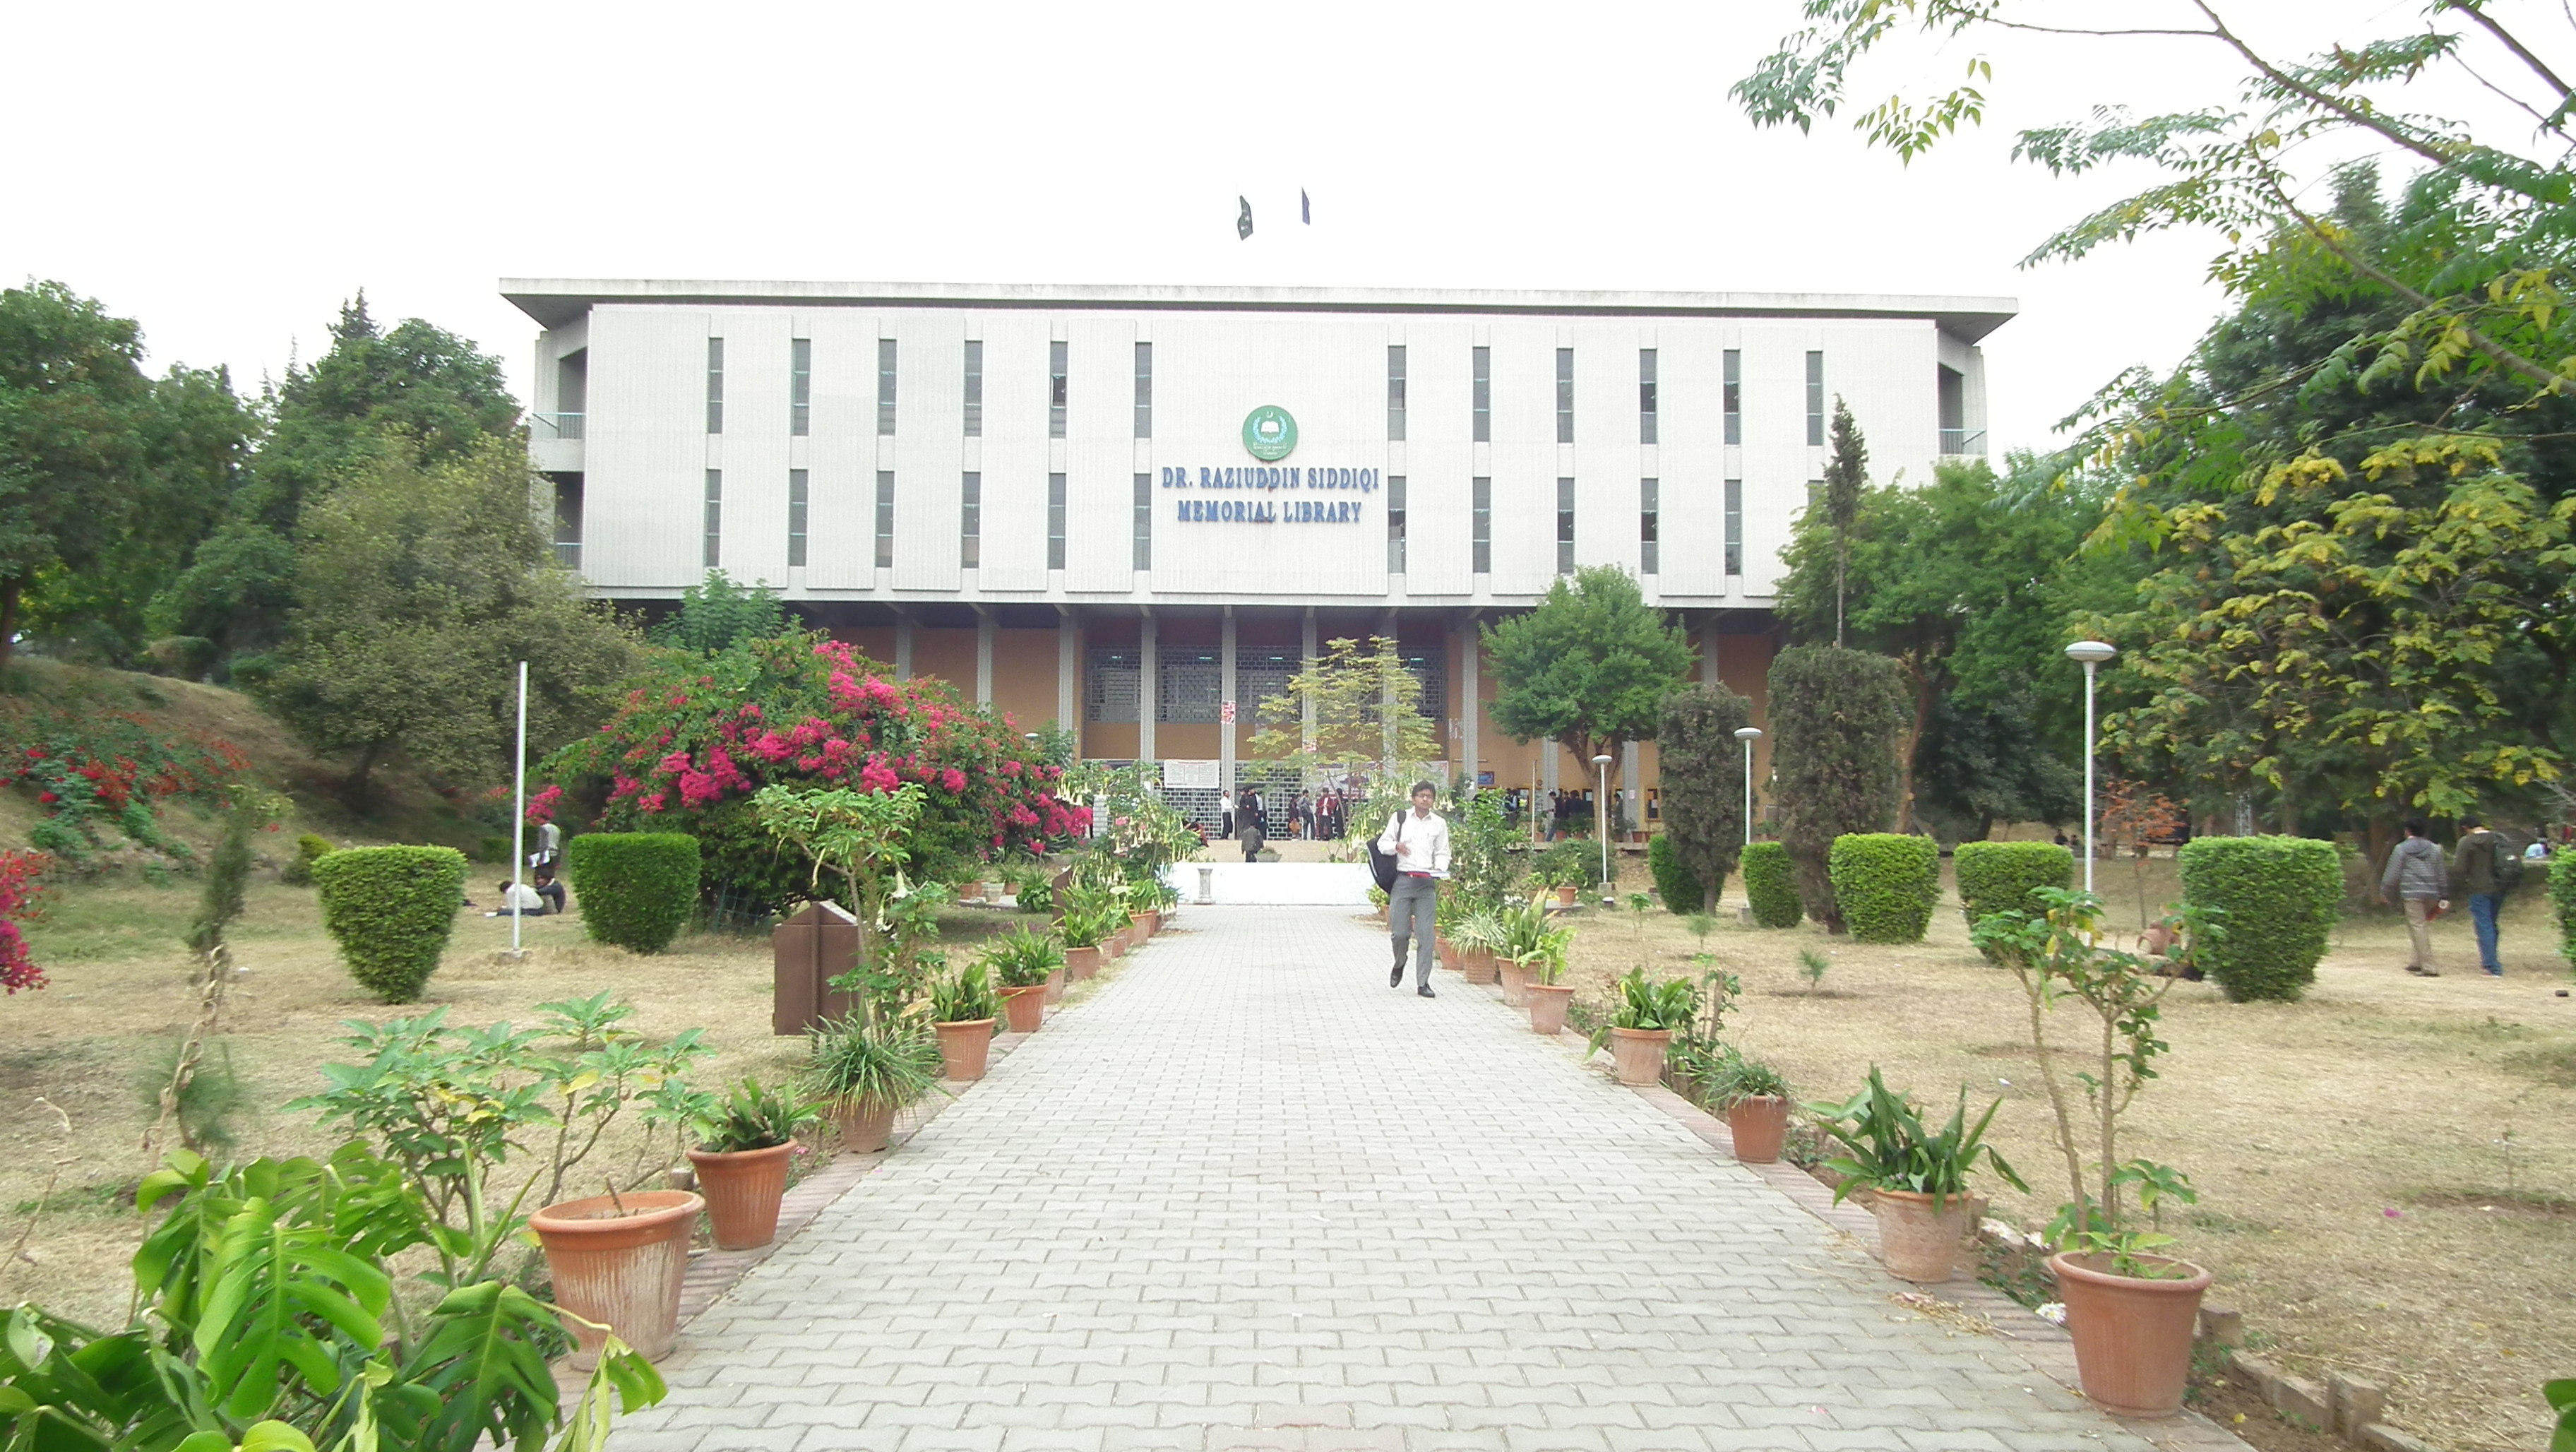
[1741,843,1803,929]
[280,833,334,886]
[1954,841,2074,953]
[565,832,702,955]
[2545,854,2574,970]
[1827,833,1940,944]
[312,845,467,1002]
[1647,833,1707,914]
[2177,835,2342,1001]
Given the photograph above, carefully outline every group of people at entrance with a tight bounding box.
[2379,816,2546,977]
[1225,786,1350,861]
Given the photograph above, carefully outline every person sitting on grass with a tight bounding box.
[486,879,549,917]
[533,863,567,915]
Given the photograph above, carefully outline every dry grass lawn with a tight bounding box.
[1558,859,2574,1452]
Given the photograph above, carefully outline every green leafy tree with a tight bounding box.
[651,570,787,654]
[1246,634,1438,780]
[1656,684,1752,912]
[247,434,638,805]
[0,281,251,672]
[1821,396,1866,647]
[1482,565,1695,768]
[1767,645,1909,934]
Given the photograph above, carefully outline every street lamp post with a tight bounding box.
[1591,753,1615,902]
[1733,727,1763,847]
[2065,641,2118,895]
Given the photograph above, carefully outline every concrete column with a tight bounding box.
[1138,609,1159,763]
[1621,740,1641,837]
[1459,619,1479,796]
[1056,609,1077,739]
[974,608,995,706]
[1701,613,1721,685]
[1379,607,1400,771]
[894,612,914,679]
[1542,739,1559,795]
[1300,607,1318,764]
[1220,608,1237,797]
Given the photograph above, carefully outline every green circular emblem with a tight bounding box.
[1241,405,1298,461]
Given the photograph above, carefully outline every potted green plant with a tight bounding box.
[806,1014,944,1154]
[984,925,1062,1034]
[929,958,1004,1081]
[1496,900,1569,1020]
[684,1078,822,1250]
[1368,883,1390,922]
[1585,966,1700,1087]
[1451,907,1505,984]
[1976,889,2212,1417]
[1058,890,1117,979]
[1808,1066,2027,1283]
[1703,1047,1795,1164]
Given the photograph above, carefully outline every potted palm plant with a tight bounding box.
[1975,890,2211,1417]
[1808,1066,2027,1284]
[685,1078,821,1250]
[1059,891,1116,980]
[930,958,1004,1081]
[807,1013,944,1153]
[1585,967,1700,1087]
[984,925,1061,1034]
[1703,1047,1795,1164]
[1493,902,1576,1033]
[1451,908,1505,984]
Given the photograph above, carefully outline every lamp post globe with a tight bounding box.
[2064,641,2118,893]
[1733,727,1763,847]
[1591,754,1616,902]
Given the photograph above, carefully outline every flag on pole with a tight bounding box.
[1301,189,1311,224]
[1236,197,1253,240]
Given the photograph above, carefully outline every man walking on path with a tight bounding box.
[2381,818,2450,976]
[2453,816,2508,976]
[1378,780,1449,998]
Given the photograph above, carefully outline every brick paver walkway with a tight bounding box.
[616,908,2179,1452]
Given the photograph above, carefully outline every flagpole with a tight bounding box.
[511,660,528,956]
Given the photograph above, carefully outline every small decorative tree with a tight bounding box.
[1482,565,1696,769]
[754,781,929,1021]
[1246,634,1439,784]
[1656,684,1752,912]
[2098,777,2188,929]
[1767,645,1908,932]
[1822,395,1868,648]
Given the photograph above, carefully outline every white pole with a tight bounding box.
[1592,753,1614,898]
[1743,737,1754,846]
[2082,660,2097,897]
[511,660,528,954]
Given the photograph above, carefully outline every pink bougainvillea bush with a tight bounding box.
[0,851,53,994]
[539,632,1085,912]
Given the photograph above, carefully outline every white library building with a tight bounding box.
[505,279,2011,828]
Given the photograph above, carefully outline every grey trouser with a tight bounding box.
[1389,874,1438,985]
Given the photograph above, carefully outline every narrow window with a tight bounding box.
[705,338,724,434]
[789,338,811,436]
[1386,475,1407,573]
[1556,347,1574,444]
[552,475,583,571]
[1640,477,1659,575]
[960,472,982,569]
[702,468,722,566]
[1471,477,1491,574]
[1133,473,1152,570]
[1722,349,1742,446]
[1387,345,1407,441]
[877,338,898,436]
[1556,477,1575,575]
[1639,349,1658,445]
[874,471,894,569]
[1806,350,1825,446]
[1049,341,1068,439]
[1046,472,1067,569]
[787,469,809,567]
[963,340,984,437]
[1472,346,1491,443]
[1724,478,1744,577]
[1134,343,1152,439]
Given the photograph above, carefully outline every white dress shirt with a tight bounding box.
[1378,809,1451,879]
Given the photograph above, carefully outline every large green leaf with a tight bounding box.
[191,1198,390,1424]
[387,1282,570,1452]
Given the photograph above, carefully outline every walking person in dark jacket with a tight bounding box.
[2452,816,2508,976]
[2380,819,2451,976]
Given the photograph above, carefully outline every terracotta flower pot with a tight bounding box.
[837,1096,898,1154]
[1066,945,1101,981]
[1498,960,1532,1006]
[934,1018,996,1081]
[1374,904,1389,922]
[1461,948,1500,985]
[2051,1251,2214,1417]
[1869,1188,1976,1283]
[1555,885,1579,908]
[684,1141,794,1251]
[1527,982,1574,1035]
[530,1190,701,1364]
[1129,912,1154,944]
[1000,984,1045,1034]
[1607,1026,1671,1086]
[1725,1097,1791,1164]
[1042,965,1067,1004]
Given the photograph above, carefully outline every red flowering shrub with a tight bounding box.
[541,633,1085,911]
[0,706,248,864]
[0,852,52,994]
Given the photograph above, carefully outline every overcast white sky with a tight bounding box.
[4,0,2525,455]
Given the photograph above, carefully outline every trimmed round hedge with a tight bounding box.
[1648,833,1707,915]
[2545,854,2575,971]
[2177,835,2342,1002]
[312,845,468,1003]
[1954,841,2075,953]
[565,832,703,955]
[1741,842,1803,929]
[1827,833,1940,944]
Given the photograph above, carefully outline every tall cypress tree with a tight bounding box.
[1656,684,1753,912]
[1768,644,1908,932]
[1822,396,1867,648]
